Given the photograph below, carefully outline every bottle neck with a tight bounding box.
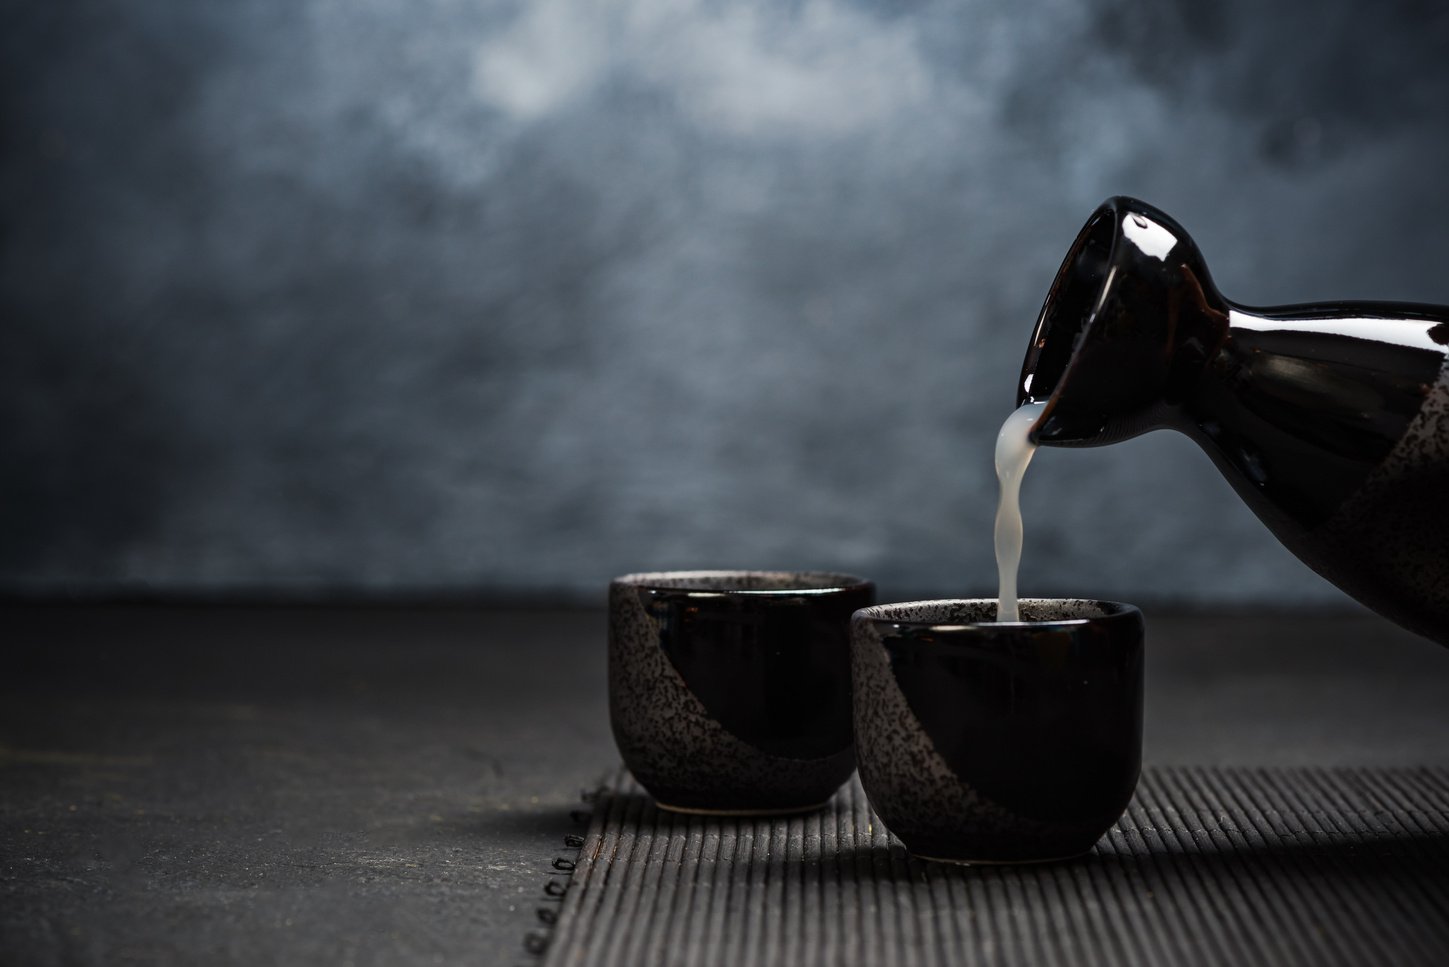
[1028,273,1230,448]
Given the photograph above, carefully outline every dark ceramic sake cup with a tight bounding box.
[609,570,875,815]
[852,598,1143,863]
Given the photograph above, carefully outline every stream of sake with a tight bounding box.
[993,402,1047,622]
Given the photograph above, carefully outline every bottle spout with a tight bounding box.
[1018,196,1229,447]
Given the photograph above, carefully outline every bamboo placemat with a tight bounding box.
[541,765,1449,966]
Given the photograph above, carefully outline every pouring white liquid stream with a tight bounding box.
[993,402,1047,622]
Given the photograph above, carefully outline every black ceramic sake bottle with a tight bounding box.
[1020,196,1449,646]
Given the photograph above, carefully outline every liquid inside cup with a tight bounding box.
[863,599,1127,625]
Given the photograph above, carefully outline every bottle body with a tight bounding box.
[1021,196,1449,646]
[1182,306,1449,645]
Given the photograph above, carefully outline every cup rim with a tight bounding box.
[612,569,873,596]
[854,597,1141,631]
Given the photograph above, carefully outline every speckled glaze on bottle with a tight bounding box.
[1021,197,1449,646]
[851,599,1144,864]
[609,570,874,815]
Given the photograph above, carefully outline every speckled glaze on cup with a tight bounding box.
[610,570,875,815]
[852,599,1143,863]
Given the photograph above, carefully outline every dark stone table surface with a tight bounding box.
[3,604,1447,965]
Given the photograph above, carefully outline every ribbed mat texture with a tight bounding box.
[543,766,1449,966]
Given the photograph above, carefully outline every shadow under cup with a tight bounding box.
[852,599,1144,863]
[610,570,875,814]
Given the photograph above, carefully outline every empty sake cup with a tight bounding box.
[610,570,874,814]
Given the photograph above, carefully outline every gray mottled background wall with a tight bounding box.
[4,0,1449,603]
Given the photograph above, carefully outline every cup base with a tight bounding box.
[912,849,1091,867]
[654,799,831,818]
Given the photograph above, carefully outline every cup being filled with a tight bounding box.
[850,598,1144,863]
